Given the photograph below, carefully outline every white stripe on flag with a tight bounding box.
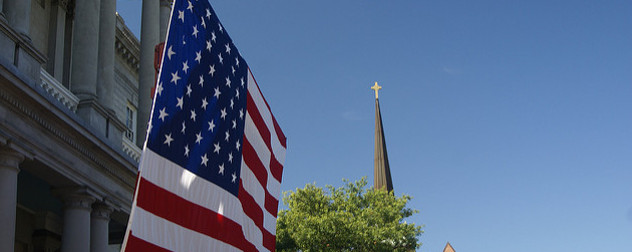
[247,71,286,164]
[140,150,242,220]
[245,113,282,198]
[131,207,240,252]
[139,149,268,251]
[240,162,280,234]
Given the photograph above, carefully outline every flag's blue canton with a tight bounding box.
[147,0,248,197]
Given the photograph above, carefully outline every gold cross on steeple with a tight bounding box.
[371,82,382,99]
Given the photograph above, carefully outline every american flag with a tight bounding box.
[122,0,286,251]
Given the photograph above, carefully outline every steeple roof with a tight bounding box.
[372,82,393,192]
[443,242,456,252]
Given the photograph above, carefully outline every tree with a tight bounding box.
[276,177,423,251]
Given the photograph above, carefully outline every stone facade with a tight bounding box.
[0,0,171,251]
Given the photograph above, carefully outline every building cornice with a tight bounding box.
[0,57,137,212]
[115,14,140,73]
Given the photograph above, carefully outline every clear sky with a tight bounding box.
[117,1,632,251]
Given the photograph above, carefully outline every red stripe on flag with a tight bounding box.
[247,69,286,148]
[272,116,287,148]
[247,91,272,151]
[136,177,258,252]
[242,137,269,186]
[243,137,281,217]
[263,231,276,252]
[238,182,263,231]
[269,154,283,182]
[124,232,172,252]
[264,191,279,218]
[238,182,276,252]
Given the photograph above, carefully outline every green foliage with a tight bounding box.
[276,177,423,251]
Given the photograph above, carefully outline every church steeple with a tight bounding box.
[372,82,393,192]
[443,242,456,252]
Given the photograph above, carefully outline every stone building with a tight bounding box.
[0,0,171,251]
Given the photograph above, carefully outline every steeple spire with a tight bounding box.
[443,242,456,252]
[373,82,393,192]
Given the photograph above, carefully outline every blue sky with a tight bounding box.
[117,1,632,251]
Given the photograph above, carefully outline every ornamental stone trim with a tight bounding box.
[0,88,137,187]
[52,0,70,10]
[40,68,79,112]
[91,203,113,220]
[60,191,96,211]
[115,14,140,73]
[122,137,141,162]
[63,196,94,210]
[0,147,24,172]
[160,0,174,7]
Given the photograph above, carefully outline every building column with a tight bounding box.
[137,0,160,146]
[0,148,24,252]
[46,0,69,81]
[59,191,95,252]
[91,203,113,252]
[159,0,172,42]
[70,0,100,100]
[97,0,116,112]
[3,0,32,39]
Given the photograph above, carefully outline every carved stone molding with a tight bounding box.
[160,0,174,7]
[63,195,95,210]
[65,0,75,19]
[52,0,70,10]
[122,137,141,162]
[0,88,137,187]
[115,39,140,73]
[91,203,113,220]
[55,187,96,210]
[40,68,79,112]
[0,147,25,172]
